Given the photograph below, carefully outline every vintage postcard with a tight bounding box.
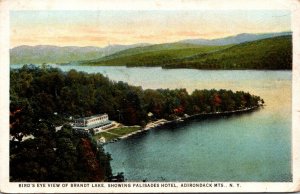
[1,0,300,193]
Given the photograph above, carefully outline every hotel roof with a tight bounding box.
[73,120,112,130]
[75,114,108,121]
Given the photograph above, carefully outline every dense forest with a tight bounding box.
[10,124,112,181]
[84,36,292,70]
[10,65,263,181]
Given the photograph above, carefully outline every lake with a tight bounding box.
[11,65,292,182]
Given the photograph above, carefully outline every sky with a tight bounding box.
[10,10,291,48]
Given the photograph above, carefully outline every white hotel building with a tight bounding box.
[73,114,113,134]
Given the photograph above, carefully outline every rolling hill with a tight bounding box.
[10,43,149,64]
[82,43,232,66]
[82,35,292,70]
[165,35,292,69]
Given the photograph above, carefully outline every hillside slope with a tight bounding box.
[165,35,292,69]
[83,43,231,66]
[83,35,292,70]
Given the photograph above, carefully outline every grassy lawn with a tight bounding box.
[93,132,120,142]
[109,126,141,136]
[93,126,141,142]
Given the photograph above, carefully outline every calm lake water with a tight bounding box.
[11,65,292,182]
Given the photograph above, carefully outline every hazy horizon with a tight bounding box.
[10,10,291,48]
[10,30,291,49]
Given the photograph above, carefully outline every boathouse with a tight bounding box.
[73,114,113,134]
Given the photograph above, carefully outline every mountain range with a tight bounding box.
[179,31,291,45]
[10,43,149,64]
[10,32,291,65]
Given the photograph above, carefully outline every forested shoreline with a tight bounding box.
[10,65,264,181]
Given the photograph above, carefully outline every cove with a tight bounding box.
[100,67,291,182]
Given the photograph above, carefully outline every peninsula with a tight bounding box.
[10,65,264,181]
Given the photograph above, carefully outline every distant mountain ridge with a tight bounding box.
[179,31,292,45]
[10,43,149,64]
[10,32,291,64]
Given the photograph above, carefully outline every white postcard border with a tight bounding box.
[1,0,300,193]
